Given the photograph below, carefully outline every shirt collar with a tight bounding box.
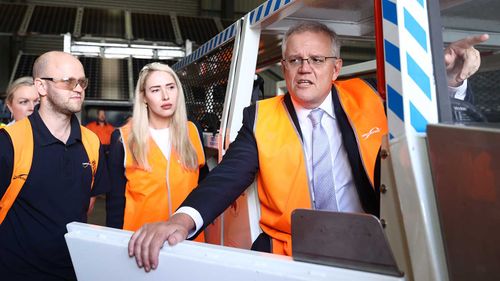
[30,109,82,146]
[291,91,335,122]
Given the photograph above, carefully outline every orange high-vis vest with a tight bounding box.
[86,121,114,145]
[254,78,387,255]
[120,122,205,241]
[0,118,100,224]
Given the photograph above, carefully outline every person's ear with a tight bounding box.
[6,103,13,114]
[331,58,343,81]
[34,78,47,97]
[281,62,288,80]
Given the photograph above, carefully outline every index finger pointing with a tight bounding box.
[451,34,490,49]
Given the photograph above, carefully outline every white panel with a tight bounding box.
[65,222,406,281]
[379,139,414,279]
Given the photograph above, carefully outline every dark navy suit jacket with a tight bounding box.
[180,87,381,237]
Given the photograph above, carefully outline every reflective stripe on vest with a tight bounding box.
[254,78,387,255]
[0,118,100,224]
[120,122,205,242]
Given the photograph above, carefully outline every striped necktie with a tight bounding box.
[308,108,338,211]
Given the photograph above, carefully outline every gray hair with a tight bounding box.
[281,21,341,58]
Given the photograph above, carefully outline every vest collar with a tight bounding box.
[283,93,303,140]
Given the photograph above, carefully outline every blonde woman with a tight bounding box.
[5,76,39,124]
[106,62,207,242]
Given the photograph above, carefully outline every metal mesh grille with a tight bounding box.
[13,54,38,79]
[177,41,234,133]
[470,70,500,122]
[28,6,76,35]
[79,57,129,100]
[81,8,124,38]
[131,13,176,42]
[131,58,177,91]
[0,4,26,34]
[177,15,219,44]
[79,57,101,99]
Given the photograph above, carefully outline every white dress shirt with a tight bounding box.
[291,91,363,213]
[448,79,468,100]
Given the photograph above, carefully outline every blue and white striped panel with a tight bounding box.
[383,0,437,138]
[401,0,438,133]
[249,0,292,26]
[382,0,404,140]
[172,23,237,71]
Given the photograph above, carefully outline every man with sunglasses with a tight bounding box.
[128,21,487,272]
[0,51,110,280]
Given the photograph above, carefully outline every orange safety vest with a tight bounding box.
[0,118,100,224]
[120,122,206,241]
[254,78,387,255]
[86,121,115,145]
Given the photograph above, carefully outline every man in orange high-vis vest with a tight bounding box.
[86,109,115,149]
[127,22,485,272]
[0,51,110,281]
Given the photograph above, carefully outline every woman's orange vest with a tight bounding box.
[0,117,100,224]
[254,78,387,255]
[120,122,205,241]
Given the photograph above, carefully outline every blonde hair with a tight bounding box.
[128,62,198,170]
[6,76,35,106]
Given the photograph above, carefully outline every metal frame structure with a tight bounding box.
[5,2,227,110]
[169,0,498,280]
[381,1,446,280]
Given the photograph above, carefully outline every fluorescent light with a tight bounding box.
[130,44,184,51]
[70,41,185,59]
[73,41,128,48]
[158,49,185,58]
[72,45,101,53]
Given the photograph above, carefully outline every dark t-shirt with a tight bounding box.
[0,111,110,281]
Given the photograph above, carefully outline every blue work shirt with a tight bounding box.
[0,110,110,281]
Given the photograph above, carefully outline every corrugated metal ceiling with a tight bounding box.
[25,0,199,16]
